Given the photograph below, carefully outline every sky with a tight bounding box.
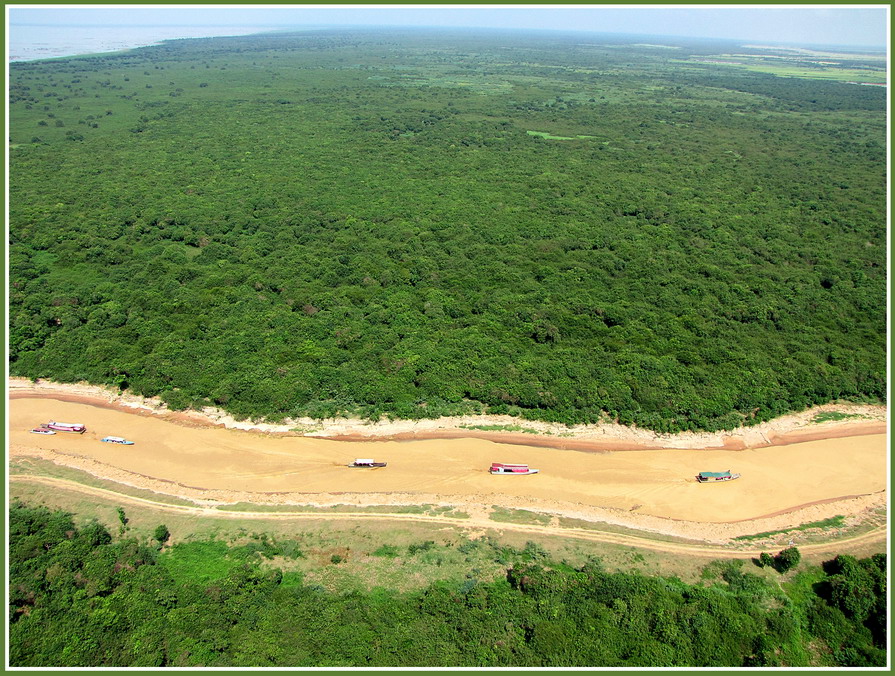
[7,4,890,50]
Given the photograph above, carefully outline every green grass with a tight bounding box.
[3,476,782,593]
[735,65,886,84]
[425,506,470,519]
[556,516,706,545]
[459,423,545,434]
[811,411,866,424]
[216,502,468,517]
[489,505,552,526]
[157,539,247,584]
[218,503,428,514]
[673,55,886,85]
[9,458,198,507]
[371,544,401,557]
[159,535,306,584]
[780,565,829,606]
[526,130,596,140]
[733,515,846,541]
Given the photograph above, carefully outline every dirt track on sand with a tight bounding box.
[8,379,888,545]
[9,475,886,558]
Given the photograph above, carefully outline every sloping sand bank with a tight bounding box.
[8,379,888,542]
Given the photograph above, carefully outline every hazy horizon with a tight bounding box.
[7,5,889,50]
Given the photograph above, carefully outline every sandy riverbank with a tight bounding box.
[8,377,887,450]
[8,379,888,543]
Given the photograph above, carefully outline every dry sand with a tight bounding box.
[8,378,888,543]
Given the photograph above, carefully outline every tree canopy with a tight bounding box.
[8,502,887,667]
[8,28,886,431]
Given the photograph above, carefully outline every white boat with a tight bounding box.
[30,428,56,435]
[348,458,387,468]
[489,463,539,475]
[101,436,134,445]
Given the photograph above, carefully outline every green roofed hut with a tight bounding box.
[696,470,740,483]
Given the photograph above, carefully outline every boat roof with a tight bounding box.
[491,463,528,467]
[699,471,732,477]
[104,436,126,441]
[354,459,375,463]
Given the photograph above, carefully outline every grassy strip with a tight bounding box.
[557,516,707,545]
[810,411,866,424]
[218,502,469,518]
[426,505,471,519]
[490,505,552,526]
[528,130,575,140]
[733,515,846,541]
[459,423,545,434]
[673,57,886,84]
[219,503,427,513]
[9,458,198,507]
[736,65,886,83]
[527,130,597,140]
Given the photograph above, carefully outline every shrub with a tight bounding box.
[774,547,801,573]
[408,540,436,555]
[153,524,170,545]
[372,544,400,558]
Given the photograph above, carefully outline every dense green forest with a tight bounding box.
[8,502,886,667]
[8,29,887,431]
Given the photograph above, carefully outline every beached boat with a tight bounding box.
[101,436,134,445]
[30,428,56,435]
[45,421,86,433]
[489,463,539,475]
[348,458,387,468]
[696,470,740,483]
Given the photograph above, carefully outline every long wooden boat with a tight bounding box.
[490,463,539,475]
[44,421,86,433]
[348,458,387,468]
[696,470,740,483]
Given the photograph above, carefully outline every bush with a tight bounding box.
[407,540,436,555]
[372,544,400,558]
[774,547,801,573]
[80,521,112,547]
[153,524,170,545]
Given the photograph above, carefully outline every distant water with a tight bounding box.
[8,24,279,62]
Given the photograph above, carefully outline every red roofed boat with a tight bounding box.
[44,421,86,433]
[490,463,539,475]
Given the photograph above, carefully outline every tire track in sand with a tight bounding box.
[10,475,886,559]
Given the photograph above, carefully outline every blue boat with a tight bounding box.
[696,470,739,483]
[101,436,134,445]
